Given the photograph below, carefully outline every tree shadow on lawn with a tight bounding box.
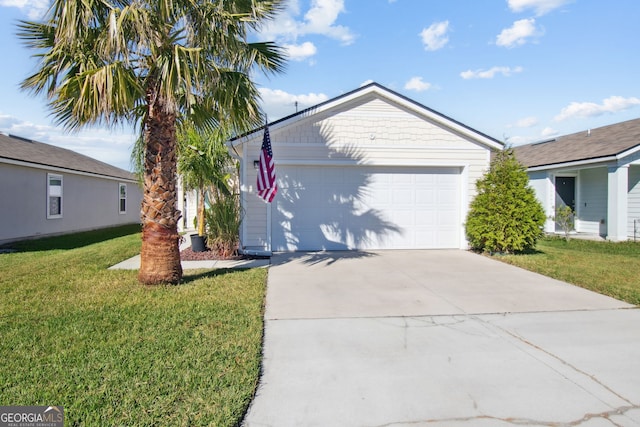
[2,224,141,253]
[180,268,249,284]
[472,247,545,257]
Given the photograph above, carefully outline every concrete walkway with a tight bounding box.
[243,250,640,427]
[109,236,271,270]
[108,254,269,270]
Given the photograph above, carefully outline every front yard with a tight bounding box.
[0,225,266,426]
[497,237,640,306]
[1,228,637,426]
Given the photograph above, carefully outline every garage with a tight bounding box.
[231,83,503,253]
[272,165,461,251]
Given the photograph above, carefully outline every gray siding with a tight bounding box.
[578,168,608,235]
[0,163,142,244]
[527,171,554,232]
[629,165,640,239]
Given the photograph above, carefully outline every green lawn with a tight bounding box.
[0,225,267,426]
[497,237,640,305]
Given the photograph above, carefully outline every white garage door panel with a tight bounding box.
[273,166,461,251]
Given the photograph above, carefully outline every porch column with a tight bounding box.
[607,164,629,241]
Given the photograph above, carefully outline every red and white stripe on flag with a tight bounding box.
[256,124,278,203]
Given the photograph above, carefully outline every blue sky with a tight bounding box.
[1,0,639,171]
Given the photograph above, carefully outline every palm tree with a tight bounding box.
[17,0,286,284]
[177,123,233,239]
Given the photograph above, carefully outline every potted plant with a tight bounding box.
[177,123,233,252]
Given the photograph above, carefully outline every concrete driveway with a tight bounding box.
[243,250,640,427]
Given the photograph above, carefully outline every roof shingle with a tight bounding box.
[0,133,136,180]
[513,118,640,168]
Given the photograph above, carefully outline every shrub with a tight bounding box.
[554,205,575,241]
[465,148,546,253]
[205,194,243,258]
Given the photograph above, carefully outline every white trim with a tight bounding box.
[266,200,272,252]
[118,183,127,214]
[0,157,137,183]
[527,146,640,172]
[275,159,471,167]
[459,164,470,249]
[231,85,503,151]
[607,164,629,241]
[527,156,618,172]
[47,173,63,219]
[616,144,640,161]
[271,142,491,151]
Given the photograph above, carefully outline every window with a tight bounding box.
[119,183,127,214]
[47,173,63,219]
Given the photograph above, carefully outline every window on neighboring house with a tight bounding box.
[47,173,63,219]
[119,183,127,214]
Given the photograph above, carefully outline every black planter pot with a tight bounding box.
[190,234,207,252]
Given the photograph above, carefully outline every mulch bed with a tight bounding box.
[180,247,270,261]
[180,247,245,261]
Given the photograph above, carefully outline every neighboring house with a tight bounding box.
[0,133,142,244]
[513,118,640,241]
[229,83,503,252]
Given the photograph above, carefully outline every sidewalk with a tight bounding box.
[108,238,270,270]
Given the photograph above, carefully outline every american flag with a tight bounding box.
[256,124,278,203]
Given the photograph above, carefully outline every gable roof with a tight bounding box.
[0,133,136,181]
[513,118,640,169]
[231,82,503,150]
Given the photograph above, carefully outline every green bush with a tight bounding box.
[554,205,575,241]
[205,193,243,258]
[465,148,546,253]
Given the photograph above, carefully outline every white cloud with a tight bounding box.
[283,42,318,61]
[505,135,535,146]
[541,127,559,137]
[303,0,354,45]
[0,114,135,170]
[420,21,450,51]
[360,79,375,87]
[507,0,571,16]
[0,114,23,130]
[514,116,539,128]
[260,0,355,47]
[0,0,49,19]
[554,96,640,121]
[259,88,329,120]
[460,66,523,79]
[404,77,432,92]
[496,19,541,48]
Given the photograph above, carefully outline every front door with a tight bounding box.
[555,176,575,232]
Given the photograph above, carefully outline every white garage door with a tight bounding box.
[272,165,461,251]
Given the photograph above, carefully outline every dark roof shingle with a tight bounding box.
[0,133,135,180]
[513,118,640,168]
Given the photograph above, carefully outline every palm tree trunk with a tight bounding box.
[197,188,206,236]
[138,91,183,285]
